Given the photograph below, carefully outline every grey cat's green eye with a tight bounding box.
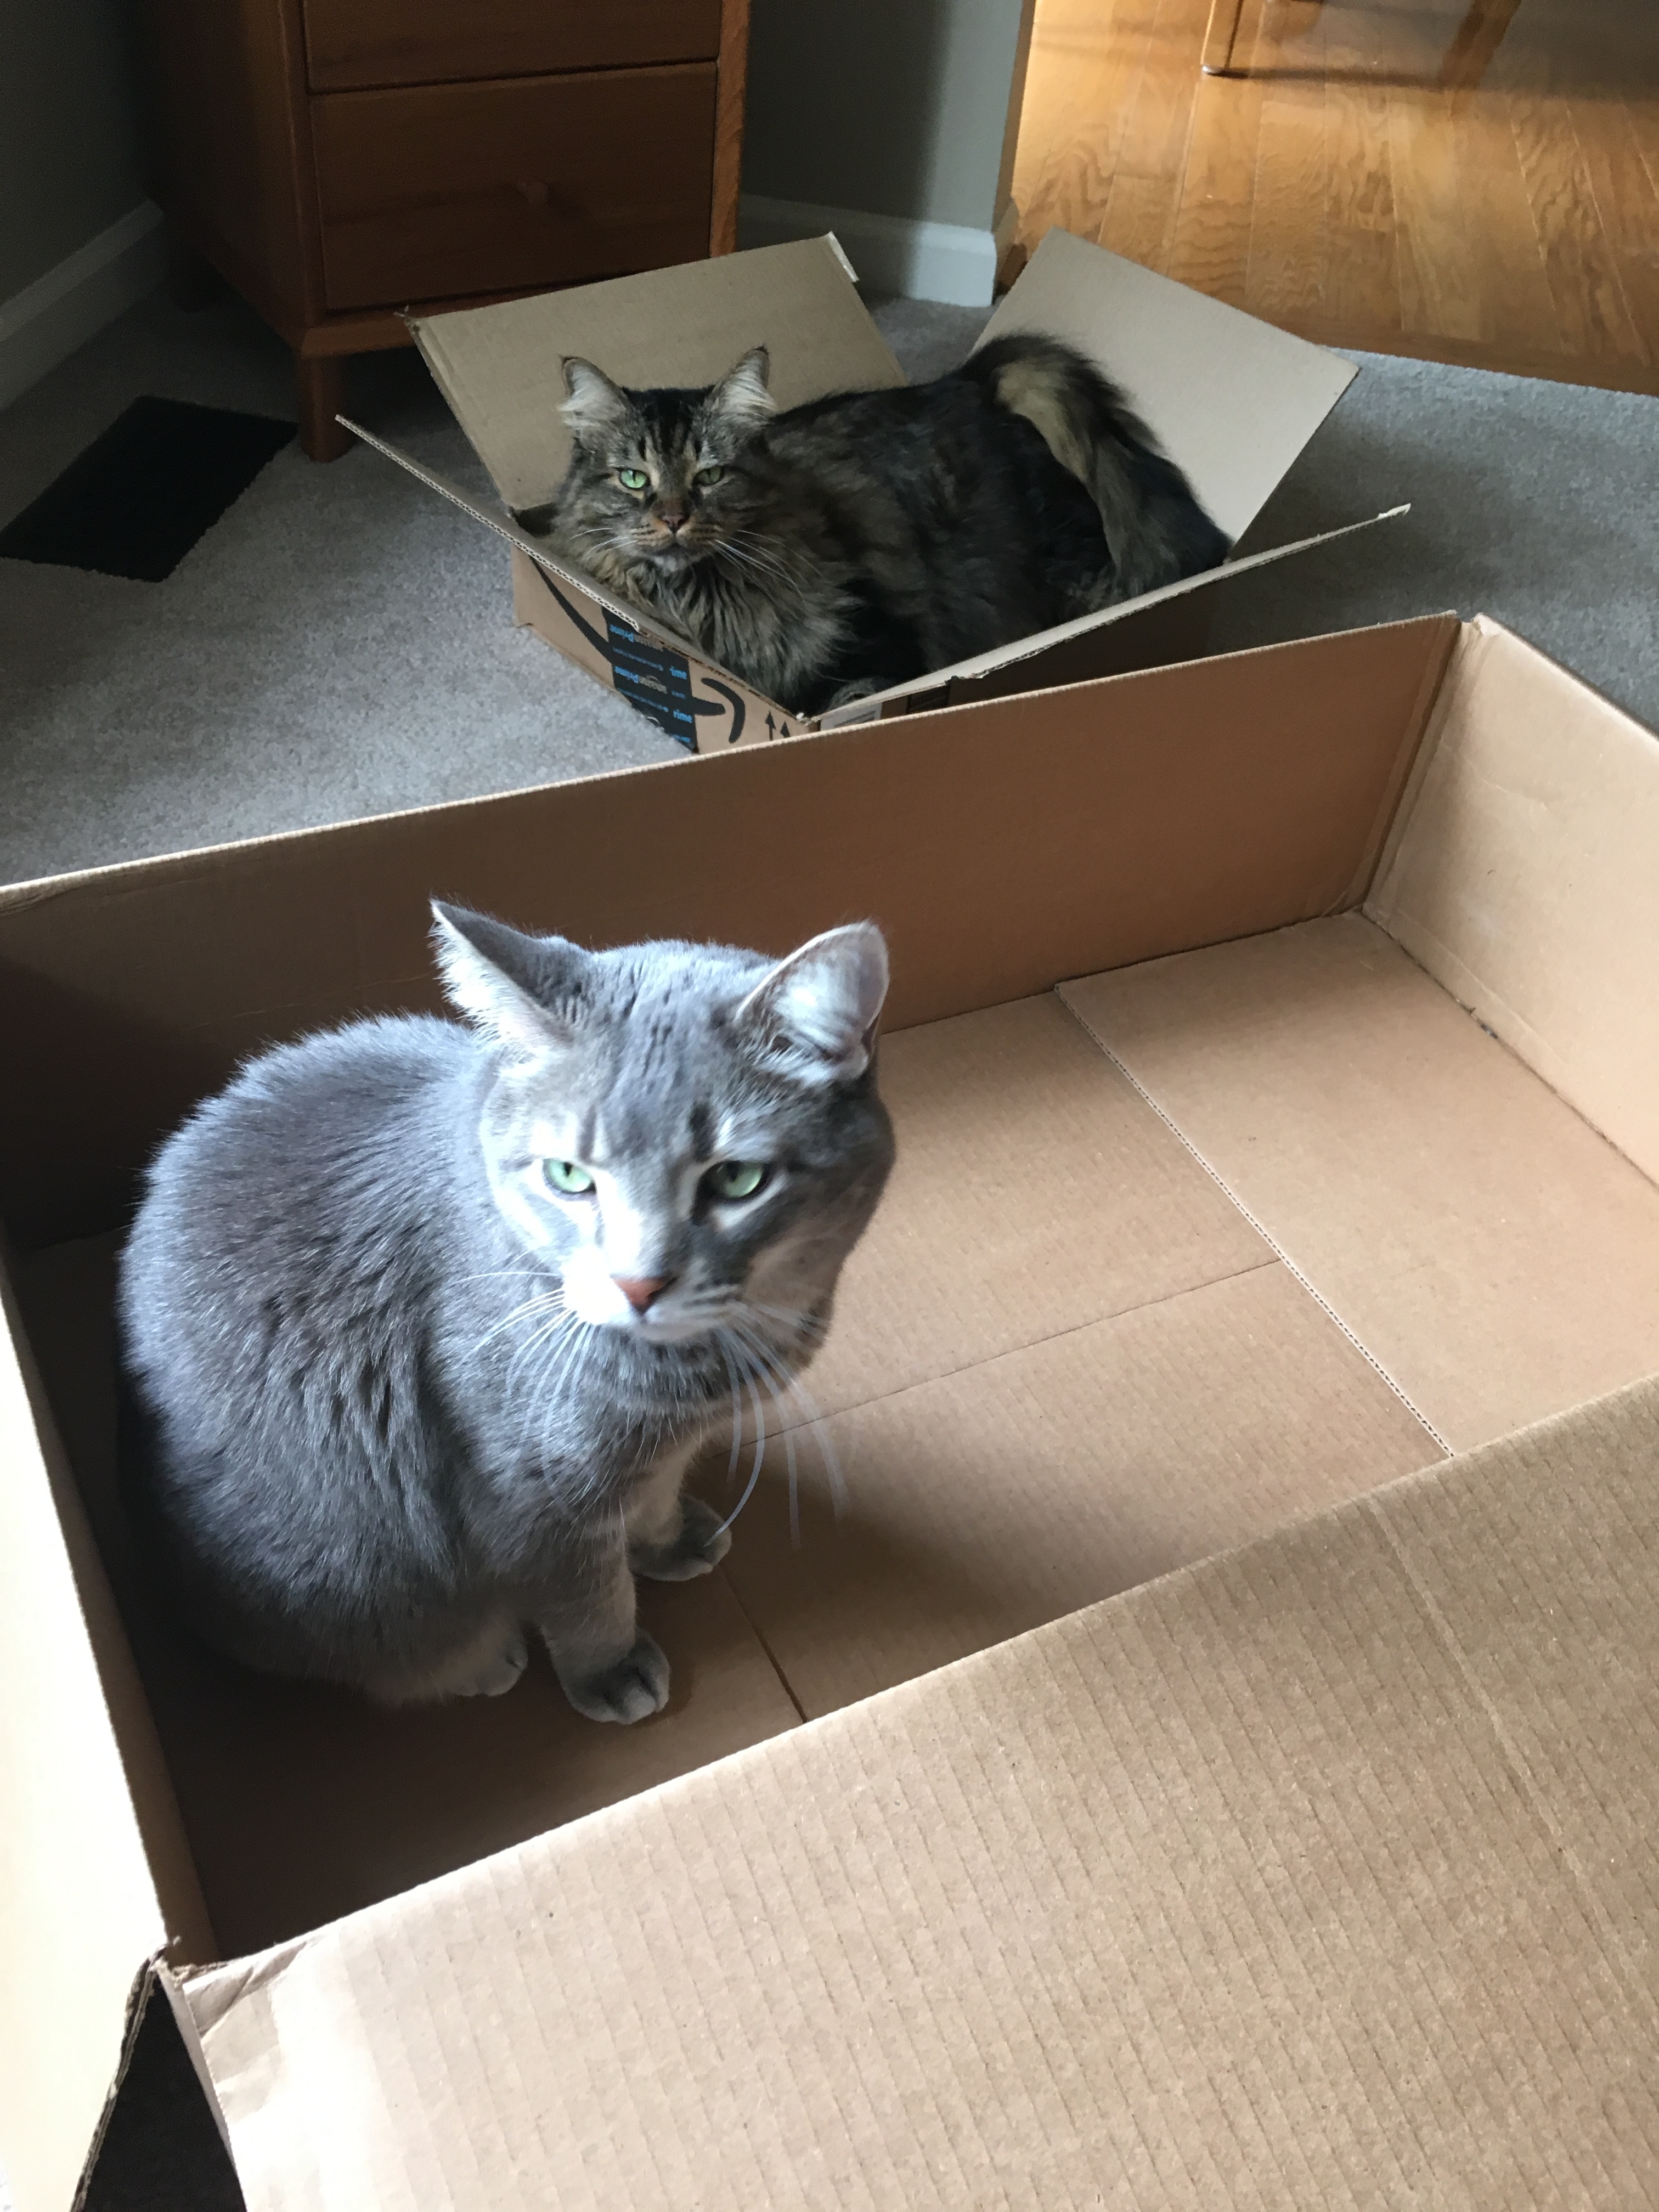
[705,1160,768,1201]
[695,465,725,487]
[544,1159,596,1195]
[617,468,649,492]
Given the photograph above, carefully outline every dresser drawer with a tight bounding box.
[303,0,722,94]
[312,67,716,311]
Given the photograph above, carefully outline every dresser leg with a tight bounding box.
[296,354,352,462]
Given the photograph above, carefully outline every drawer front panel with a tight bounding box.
[304,0,723,94]
[313,67,716,311]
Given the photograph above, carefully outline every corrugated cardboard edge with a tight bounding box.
[70,1957,233,2208]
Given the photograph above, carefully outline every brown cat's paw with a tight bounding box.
[630,1493,732,1583]
[559,1632,671,1724]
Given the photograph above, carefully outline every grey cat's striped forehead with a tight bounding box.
[431,909,890,1104]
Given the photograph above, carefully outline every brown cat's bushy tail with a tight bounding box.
[961,333,1230,601]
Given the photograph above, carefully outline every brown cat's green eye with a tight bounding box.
[544,1159,596,1196]
[695,465,725,487]
[705,1160,768,1202]
[617,467,649,492]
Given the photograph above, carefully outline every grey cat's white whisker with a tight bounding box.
[727,1316,833,1537]
[760,1347,847,1519]
[710,1331,771,1542]
[119,907,893,1722]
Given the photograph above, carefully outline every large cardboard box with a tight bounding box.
[350,231,1403,746]
[6,613,1659,2208]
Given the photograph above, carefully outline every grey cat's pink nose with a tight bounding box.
[613,1274,673,1313]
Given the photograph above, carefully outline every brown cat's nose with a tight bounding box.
[613,1274,673,1313]
[658,511,687,534]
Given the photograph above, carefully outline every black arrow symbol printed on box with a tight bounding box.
[534,569,747,749]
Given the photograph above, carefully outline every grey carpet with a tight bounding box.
[1,284,1656,887]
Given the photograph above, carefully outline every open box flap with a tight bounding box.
[409,236,906,514]
[819,506,1410,725]
[981,228,1359,544]
[178,1374,1659,2209]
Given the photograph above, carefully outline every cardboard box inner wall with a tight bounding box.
[7,612,1659,2211]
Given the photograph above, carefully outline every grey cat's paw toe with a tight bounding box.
[452,1632,528,1697]
[631,1494,732,1582]
[561,1632,671,1724]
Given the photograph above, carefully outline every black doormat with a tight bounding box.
[0,396,294,582]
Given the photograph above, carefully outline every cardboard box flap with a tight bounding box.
[1368,616,1659,1188]
[410,236,906,514]
[179,1375,1659,2210]
[0,1257,211,2212]
[978,228,1359,543]
[820,506,1410,724]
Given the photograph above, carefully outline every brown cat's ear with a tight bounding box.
[431,901,589,1058]
[707,346,775,432]
[736,922,889,1084]
[559,358,630,439]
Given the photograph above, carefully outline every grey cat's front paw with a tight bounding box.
[559,1632,671,1724]
[631,1493,732,1583]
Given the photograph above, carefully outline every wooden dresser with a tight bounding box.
[138,0,749,458]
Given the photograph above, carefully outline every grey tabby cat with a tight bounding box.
[117,908,894,1723]
[516,333,1229,715]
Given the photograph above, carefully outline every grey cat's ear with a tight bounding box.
[707,346,775,432]
[431,902,586,1058]
[559,358,630,439]
[736,923,890,1084]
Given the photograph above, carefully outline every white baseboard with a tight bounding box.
[0,203,167,413]
[738,195,998,308]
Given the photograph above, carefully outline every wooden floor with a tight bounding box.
[1011,0,1659,391]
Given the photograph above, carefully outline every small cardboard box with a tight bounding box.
[7,614,1659,2209]
[349,230,1402,746]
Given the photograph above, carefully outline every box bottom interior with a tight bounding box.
[18,913,1659,1960]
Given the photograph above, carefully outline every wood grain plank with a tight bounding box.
[1567,93,1659,368]
[1013,0,1159,250]
[1509,85,1646,365]
[1094,0,1205,269]
[1165,69,1264,305]
[1244,1,1329,324]
[1388,86,1486,342]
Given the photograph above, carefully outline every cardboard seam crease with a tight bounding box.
[1335,614,1462,911]
[1353,1491,1659,2042]
[1055,992,1453,1455]
[755,1254,1284,1439]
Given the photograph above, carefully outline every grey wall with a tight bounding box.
[0,0,147,301]
[743,0,1030,235]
